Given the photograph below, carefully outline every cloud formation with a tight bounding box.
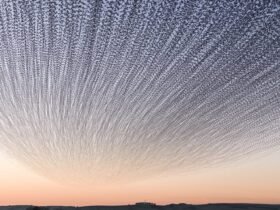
[0,0,279,182]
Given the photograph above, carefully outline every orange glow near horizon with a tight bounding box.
[0,150,279,206]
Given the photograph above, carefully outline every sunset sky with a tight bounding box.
[0,0,280,206]
[0,150,280,205]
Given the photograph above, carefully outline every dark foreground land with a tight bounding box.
[1,203,280,210]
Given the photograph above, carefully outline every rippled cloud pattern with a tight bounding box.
[0,0,280,182]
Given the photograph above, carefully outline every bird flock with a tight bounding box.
[0,0,279,183]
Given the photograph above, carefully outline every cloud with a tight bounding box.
[0,0,279,183]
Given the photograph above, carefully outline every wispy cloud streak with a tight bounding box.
[0,0,279,182]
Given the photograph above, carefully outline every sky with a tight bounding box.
[0,0,280,205]
[0,150,280,205]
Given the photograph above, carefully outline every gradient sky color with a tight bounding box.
[0,0,280,205]
[0,150,280,205]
